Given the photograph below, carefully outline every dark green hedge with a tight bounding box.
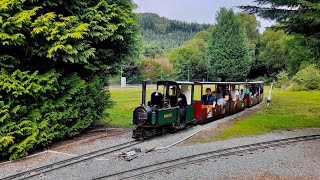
[0,0,139,160]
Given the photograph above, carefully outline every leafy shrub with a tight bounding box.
[0,0,139,160]
[109,75,121,85]
[275,71,290,89]
[291,65,320,91]
[0,70,111,160]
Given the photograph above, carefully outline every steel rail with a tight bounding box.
[1,140,141,180]
[94,134,320,180]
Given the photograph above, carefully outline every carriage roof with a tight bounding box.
[156,81,263,86]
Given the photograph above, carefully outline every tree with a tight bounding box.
[236,13,260,46]
[141,58,174,82]
[0,0,139,160]
[259,28,290,75]
[240,0,320,65]
[207,8,252,81]
[259,28,317,76]
[138,13,210,57]
[236,13,262,78]
[284,35,320,74]
[168,30,212,81]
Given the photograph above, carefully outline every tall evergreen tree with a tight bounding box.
[207,8,252,81]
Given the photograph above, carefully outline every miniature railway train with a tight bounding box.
[132,81,264,140]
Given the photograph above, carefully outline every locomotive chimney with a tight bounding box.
[142,80,147,106]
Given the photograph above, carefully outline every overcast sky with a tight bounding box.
[132,0,274,33]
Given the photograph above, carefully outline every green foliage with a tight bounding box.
[0,0,138,160]
[236,13,260,46]
[207,8,252,81]
[240,0,320,38]
[141,58,174,83]
[275,70,290,89]
[259,28,290,75]
[259,28,319,77]
[0,70,111,160]
[168,30,212,81]
[285,35,320,75]
[292,65,320,91]
[240,0,320,66]
[251,75,275,85]
[138,13,210,57]
[236,13,263,78]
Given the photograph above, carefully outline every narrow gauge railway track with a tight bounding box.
[1,140,141,180]
[95,134,320,180]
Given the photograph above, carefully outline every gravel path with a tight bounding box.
[1,106,319,180]
[6,128,317,180]
[138,139,320,180]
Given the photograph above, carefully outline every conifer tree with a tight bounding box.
[240,0,320,66]
[207,8,252,81]
[239,0,320,38]
[0,0,139,160]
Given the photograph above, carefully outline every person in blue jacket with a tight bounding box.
[202,88,215,105]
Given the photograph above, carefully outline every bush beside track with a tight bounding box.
[0,0,139,160]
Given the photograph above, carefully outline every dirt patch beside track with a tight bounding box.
[183,108,260,145]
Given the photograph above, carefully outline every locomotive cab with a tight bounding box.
[132,81,195,139]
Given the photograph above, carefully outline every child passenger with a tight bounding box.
[202,88,215,105]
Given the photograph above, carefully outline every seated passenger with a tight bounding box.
[239,89,244,100]
[230,85,240,109]
[243,85,250,95]
[202,88,215,105]
[251,85,259,97]
[250,91,254,100]
[230,85,240,102]
[217,86,229,109]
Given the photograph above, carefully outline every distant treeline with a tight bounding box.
[138,13,210,58]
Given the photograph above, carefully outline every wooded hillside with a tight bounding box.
[138,13,210,58]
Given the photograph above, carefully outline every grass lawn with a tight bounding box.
[214,88,320,140]
[101,87,154,128]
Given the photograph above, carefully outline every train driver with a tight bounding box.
[202,88,215,105]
